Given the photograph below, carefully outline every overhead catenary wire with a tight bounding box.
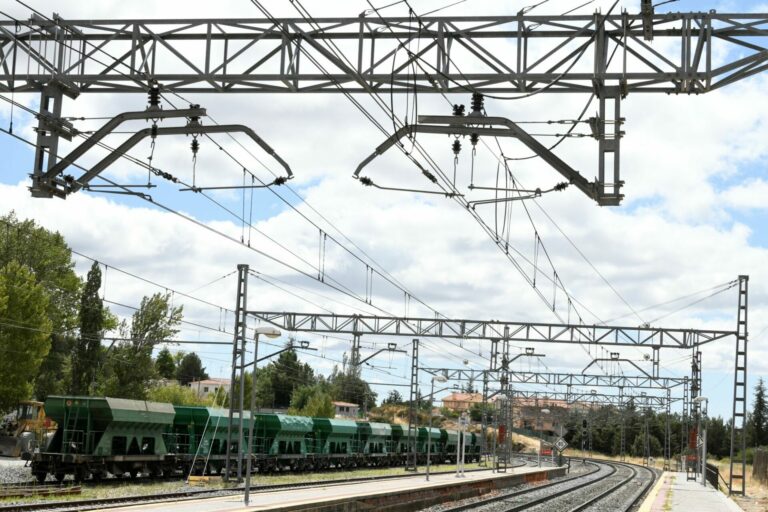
[0,5,744,396]
[2,5,455,328]
[6,2,597,351]
[0,9,412,320]
[358,1,635,376]
[280,0,604,331]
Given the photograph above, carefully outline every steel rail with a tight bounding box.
[0,465,513,512]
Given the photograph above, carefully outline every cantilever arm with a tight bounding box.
[356,346,407,366]
[420,115,603,204]
[582,358,655,380]
[353,124,512,179]
[43,106,207,180]
[71,123,292,193]
[353,114,613,205]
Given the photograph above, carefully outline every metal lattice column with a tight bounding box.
[730,275,749,495]
[30,84,73,198]
[664,387,672,471]
[496,337,511,472]
[619,386,626,462]
[481,364,489,467]
[687,350,702,480]
[406,338,419,472]
[224,264,248,482]
[681,376,689,470]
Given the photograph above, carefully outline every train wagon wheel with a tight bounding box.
[54,472,65,483]
[34,472,46,484]
[129,469,138,479]
[74,468,88,483]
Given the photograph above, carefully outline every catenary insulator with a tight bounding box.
[471,92,484,114]
[452,139,461,156]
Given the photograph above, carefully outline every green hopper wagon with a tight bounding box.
[31,396,174,482]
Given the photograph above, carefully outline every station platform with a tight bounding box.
[639,472,743,512]
[98,465,566,512]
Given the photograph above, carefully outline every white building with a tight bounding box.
[333,401,359,419]
[188,378,231,400]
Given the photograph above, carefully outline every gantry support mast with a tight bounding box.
[730,275,749,495]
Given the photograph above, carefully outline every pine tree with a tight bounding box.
[71,262,104,395]
[176,352,209,385]
[155,348,176,380]
[752,378,767,447]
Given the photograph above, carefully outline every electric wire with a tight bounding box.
[2,6,456,335]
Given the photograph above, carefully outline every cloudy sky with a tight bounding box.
[1,0,767,420]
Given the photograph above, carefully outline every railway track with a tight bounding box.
[0,460,533,512]
[2,457,523,488]
[437,459,657,512]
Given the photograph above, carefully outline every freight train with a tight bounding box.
[30,396,481,483]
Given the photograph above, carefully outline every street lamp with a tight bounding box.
[693,396,709,487]
[243,327,282,506]
[538,408,550,467]
[426,374,448,481]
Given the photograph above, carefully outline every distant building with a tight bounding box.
[188,378,231,400]
[511,397,568,436]
[441,392,483,412]
[333,401,359,419]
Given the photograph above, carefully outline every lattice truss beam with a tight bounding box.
[420,368,686,389]
[248,311,735,348]
[1,13,766,94]
[495,389,676,409]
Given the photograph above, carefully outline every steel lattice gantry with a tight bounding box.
[3,10,768,204]
[490,389,677,408]
[1,13,767,94]
[420,368,687,390]
[247,311,733,348]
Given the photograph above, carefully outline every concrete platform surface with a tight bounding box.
[639,472,743,512]
[96,465,560,512]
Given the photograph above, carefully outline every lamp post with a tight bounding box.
[457,411,468,478]
[693,396,709,487]
[538,408,550,467]
[426,374,447,481]
[242,327,281,506]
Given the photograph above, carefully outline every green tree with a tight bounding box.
[155,348,176,380]
[71,262,105,395]
[0,262,53,411]
[176,352,209,385]
[249,347,315,409]
[0,213,81,400]
[749,378,768,447]
[382,389,403,405]
[101,293,182,399]
[147,383,206,406]
[129,293,183,349]
[300,391,335,418]
[34,335,75,400]
[328,362,377,411]
[267,348,315,408]
[289,382,332,415]
[706,416,729,458]
[289,385,317,412]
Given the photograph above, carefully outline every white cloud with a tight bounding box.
[1,0,767,418]
[722,179,768,210]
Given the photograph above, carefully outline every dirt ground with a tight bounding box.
[710,459,768,512]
